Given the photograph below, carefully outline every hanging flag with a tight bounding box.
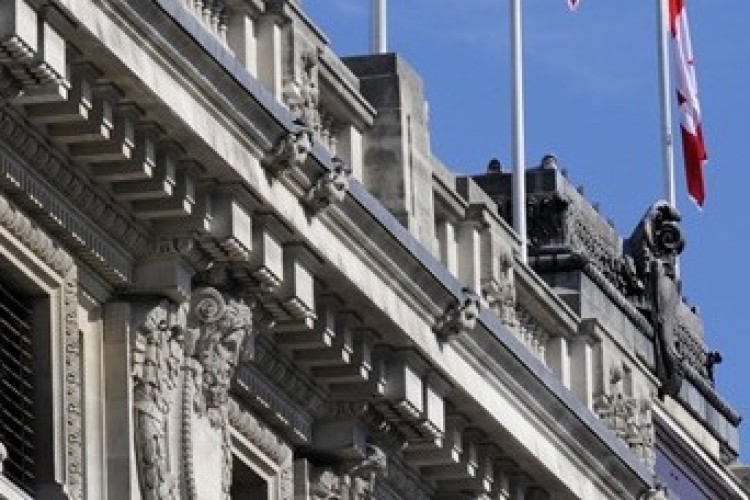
[567,0,580,10]
[670,0,707,207]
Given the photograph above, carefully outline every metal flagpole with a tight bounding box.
[372,0,387,54]
[510,0,527,263]
[658,0,677,208]
[657,0,681,279]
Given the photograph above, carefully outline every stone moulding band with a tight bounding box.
[0,190,74,276]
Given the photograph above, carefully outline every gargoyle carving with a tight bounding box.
[434,287,480,340]
[263,121,314,175]
[305,156,352,213]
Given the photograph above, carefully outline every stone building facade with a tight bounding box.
[0,0,747,498]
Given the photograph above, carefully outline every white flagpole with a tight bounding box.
[510,0,528,263]
[372,0,387,54]
[658,0,677,208]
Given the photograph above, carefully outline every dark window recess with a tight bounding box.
[230,456,268,500]
[0,282,35,494]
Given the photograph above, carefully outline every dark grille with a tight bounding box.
[0,282,35,494]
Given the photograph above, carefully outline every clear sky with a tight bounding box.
[303,0,750,461]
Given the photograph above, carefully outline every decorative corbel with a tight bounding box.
[434,287,480,340]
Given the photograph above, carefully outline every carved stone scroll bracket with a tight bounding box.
[182,287,255,499]
[303,156,351,214]
[186,287,254,427]
[262,121,313,176]
[434,287,480,341]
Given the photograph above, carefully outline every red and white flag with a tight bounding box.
[670,0,707,207]
[567,0,580,11]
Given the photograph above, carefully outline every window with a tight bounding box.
[231,455,268,500]
[0,281,35,495]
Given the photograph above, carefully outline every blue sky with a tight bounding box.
[303,0,750,461]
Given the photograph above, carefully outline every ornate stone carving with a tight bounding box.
[304,156,352,212]
[482,246,517,328]
[628,201,685,279]
[284,49,322,133]
[132,289,257,500]
[187,287,253,427]
[0,105,147,281]
[263,121,314,175]
[64,274,85,500]
[626,201,687,398]
[227,399,292,465]
[515,306,550,361]
[309,445,388,500]
[132,301,186,500]
[434,287,480,340]
[0,192,74,276]
[526,192,570,248]
[594,366,655,469]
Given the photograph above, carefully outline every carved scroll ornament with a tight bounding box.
[133,288,256,500]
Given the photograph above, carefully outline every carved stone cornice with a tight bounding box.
[252,334,326,416]
[0,192,74,276]
[0,104,149,282]
[233,334,324,443]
